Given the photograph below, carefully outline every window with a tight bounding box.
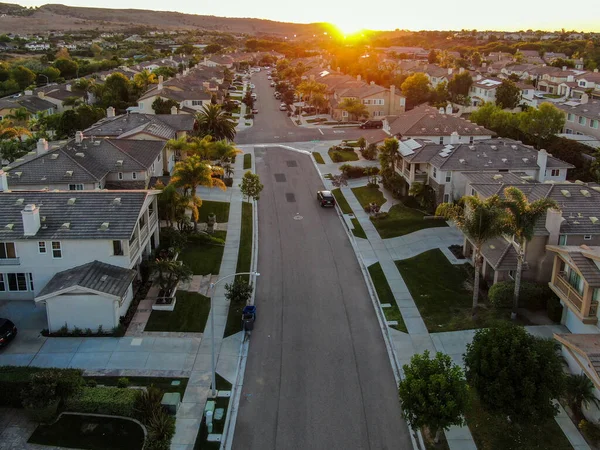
[445,172,451,183]
[567,268,583,295]
[469,136,474,144]
[578,116,586,125]
[118,172,123,180]
[551,169,560,177]
[38,242,46,254]
[508,270,515,280]
[567,113,574,122]
[579,81,586,87]
[342,111,348,117]
[29,273,34,291]
[471,188,476,195]
[443,193,450,203]
[139,102,143,109]
[132,172,137,180]
[7,273,28,291]
[191,100,203,106]
[0,242,16,259]
[591,119,599,129]
[439,137,444,144]
[51,241,62,258]
[432,167,437,178]
[68,184,84,191]
[559,234,567,245]
[113,240,123,256]
[565,128,573,134]
[0,274,4,291]
[584,235,592,240]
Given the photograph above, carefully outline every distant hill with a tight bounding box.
[0,3,329,36]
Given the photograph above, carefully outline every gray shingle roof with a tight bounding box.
[478,236,519,270]
[556,100,600,121]
[0,190,152,240]
[84,113,195,140]
[569,251,600,287]
[37,260,136,299]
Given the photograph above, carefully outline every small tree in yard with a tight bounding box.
[464,324,565,424]
[495,79,522,109]
[240,171,264,202]
[150,260,193,297]
[357,136,366,151]
[564,374,600,421]
[399,351,468,444]
[224,278,253,306]
[362,142,378,160]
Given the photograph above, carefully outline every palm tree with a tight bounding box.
[134,70,157,92]
[436,195,506,312]
[211,139,241,163]
[378,138,400,176]
[171,155,227,230]
[195,104,236,141]
[0,119,31,142]
[501,187,558,318]
[565,374,599,420]
[5,108,30,127]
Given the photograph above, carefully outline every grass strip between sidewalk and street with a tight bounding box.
[351,218,367,239]
[331,188,352,214]
[194,374,232,450]
[224,201,253,337]
[145,291,211,332]
[243,153,252,170]
[367,263,408,333]
[313,152,325,164]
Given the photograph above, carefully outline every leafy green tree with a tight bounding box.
[447,72,473,101]
[53,58,79,79]
[195,104,236,141]
[428,49,439,64]
[339,97,368,121]
[519,103,565,147]
[401,73,431,108]
[471,52,482,67]
[133,69,157,93]
[152,97,179,114]
[203,43,222,54]
[378,138,400,180]
[430,81,449,107]
[150,259,193,295]
[495,80,522,109]
[464,324,565,423]
[357,136,366,151]
[399,351,468,444]
[100,73,133,110]
[41,67,61,83]
[11,65,36,89]
[436,195,506,311]
[224,278,253,306]
[239,171,264,202]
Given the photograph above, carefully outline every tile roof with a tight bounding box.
[37,260,136,299]
[85,113,194,140]
[462,171,528,185]
[0,190,153,240]
[569,251,600,287]
[14,96,56,113]
[556,100,600,120]
[478,236,519,270]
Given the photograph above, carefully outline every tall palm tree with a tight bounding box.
[5,108,30,127]
[211,139,241,163]
[501,187,558,318]
[195,104,236,141]
[436,195,506,312]
[378,138,400,176]
[171,155,227,230]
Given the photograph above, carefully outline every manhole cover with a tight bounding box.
[286,160,298,167]
[274,173,286,182]
[285,193,296,202]
[293,215,303,220]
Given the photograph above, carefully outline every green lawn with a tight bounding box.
[29,415,144,450]
[368,263,408,332]
[352,185,386,208]
[198,201,230,223]
[313,152,325,164]
[145,291,211,332]
[466,390,572,450]
[225,201,253,337]
[395,249,516,332]
[243,153,252,170]
[328,148,359,162]
[372,204,448,239]
[83,376,188,396]
[351,218,367,239]
[332,188,352,214]
[179,238,225,275]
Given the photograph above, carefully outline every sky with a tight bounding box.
[13,0,600,33]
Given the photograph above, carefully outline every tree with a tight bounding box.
[11,65,36,89]
[464,324,565,423]
[519,103,565,148]
[55,47,70,60]
[295,80,327,108]
[224,278,253,307]
[155,182,188,229]
[428,49,439,64]
[54,58,78,79]
[100,73,133,110]
[495,80,522,109]
[447,73,473,103]
[399,351,468,443]
[401,73,431,108]
[501,187,557,318]
[564,374,599,421]
[134,69,157,93]
[152,97,179,114]
[430,81,449,107]
[471,52,482,67]
[339,97,368,121]
[357,136,366,151]
[41,67,60,83]
[378,138,400,179]
[90,43,102,58]
[150,259,192,296]
[195,104,236,141]
[171,155,227,230]
[203,43,222,54]
[436,195,506,311]
[239,171,264,202]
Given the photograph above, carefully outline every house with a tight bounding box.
[200,56,234,69]
[423,65,453,88]
[469,77,503,106]
[24,42,50,51]
[556,97,600,146]
[34,84,87,112]
[394,138,573,205]
[331,79,406,120]
[137,74,213,115]
[559,70,600,100]
[0,189,159,332]
[2,136,168,191]
[0,94,56,119]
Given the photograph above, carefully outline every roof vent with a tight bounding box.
[575,180,585,185]
[522,158,529,162]
[469,146,475,150]
[502,158,508,163]
[14,172,22,178]
[67,197,76,205]
[459,159,465,164]
[581,190,591,197]
[75,152,85,158]
[578,212,584,218]
[65,170,73,177]
[490,145,497,150]
[116,160,123,167]
[4,223,14,230]
[94,141,101,146]
[590,217,599,224]
[561,190,571,197]
[592,186,600,193]
[99,222,110,231]
[511,145,518,149]
[50,153,59,159]
[100,275,108,282]
[60,222,70,230]
[113,197,121,205]
[15,198,24,205]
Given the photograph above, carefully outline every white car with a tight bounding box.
[279,103,287,111]
[267,76,272,80]
[250,84,256,89]
[251,93,257,100]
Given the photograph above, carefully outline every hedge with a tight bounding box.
[65,387,140,418]
[339,164,380,179]
[0,367,83,408]
[488,280,558,311]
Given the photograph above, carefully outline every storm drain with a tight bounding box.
[286,160,298,168]
[285,193,296,203]
[274,173,286,182]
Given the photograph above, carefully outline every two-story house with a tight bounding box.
[556,97,600,146]
[0,189,159,332]
[137,75,213,115]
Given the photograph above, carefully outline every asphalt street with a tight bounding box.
[232,147,412,450]
[236,71,368,145]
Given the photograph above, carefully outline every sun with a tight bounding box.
[333,21,364,36]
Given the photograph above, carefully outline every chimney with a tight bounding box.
[595,68,599,73]
[459,67,465,74]
[171,106,178,115]
[448,68,453,75]
[450,131,459,144]
[537,149,548,182]
[327,65,331,70]
[0,170,8,192]
[75,131,83,144]
[24,89,33,96]
[66,84,72,92]
[545,208,564,246]
[106,106,115,118]
[357,74,361,81]
[580,93,589,105]
[476,74,482,81]
[439,107,445,114]
[445,103,452,114]
[37,91,44,98]
[567,75,574,82]
[158,75,164,90]
[389,84,396,114]
[562,66,567,71]
[21,204,41,236]
[482,62,487,68]
[36,138,48,155]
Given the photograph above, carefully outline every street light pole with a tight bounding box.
[208,271,259,397]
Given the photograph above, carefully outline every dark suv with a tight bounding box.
[360,120,383,129]
[0,318,17,348]
[317,190,336,207]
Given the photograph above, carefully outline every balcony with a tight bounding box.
[550,272,598,324]
[149,211,158,227]
[414,171,428,184]
[0,257,20,266]
[129,238,139,258]
[140,224,149,242]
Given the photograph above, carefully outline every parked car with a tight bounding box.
[279,103,287,111]
[267,76,272,80]
[317,191,336,207]
[252,108,259,114]
[251,93,257,100]
[359,120,383,129]
[0,318,17,348]
[274,92,281,99]
[270,82,276,87]
[250,84,256,89]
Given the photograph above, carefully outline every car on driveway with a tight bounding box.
[252,108,259,114]
[317,190,336,207]
[0,318,17,348]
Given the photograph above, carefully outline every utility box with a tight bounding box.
[161,392,181,416]
[205,400,216,433]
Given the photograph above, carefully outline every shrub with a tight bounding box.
[330,152,343,163]
[489,281,555,310]
[117,377,130,388]
[547,295,563,323]
[146,410,176,450]
[488,282,514,309]
[86,379,97,388]
[579,420,600,445]
[65,386,140,417]
[370,212,389,221]
[187,232,225,246]
[133,385,164,424]
[339,164,379,179]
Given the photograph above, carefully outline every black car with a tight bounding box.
[0,318,17,348]
[360,120,383,129]
[317,190,336,207]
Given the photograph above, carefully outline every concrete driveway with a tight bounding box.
[232,147,412,450]
[0,301,48,360]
